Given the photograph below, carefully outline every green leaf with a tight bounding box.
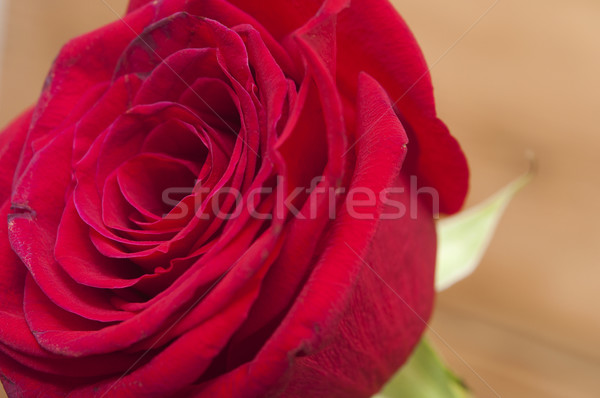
[435,171,532,291]
[373,339,471,398]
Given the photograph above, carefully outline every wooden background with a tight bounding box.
[0,1,598,397]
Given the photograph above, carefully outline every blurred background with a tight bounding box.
[0,1,598,397]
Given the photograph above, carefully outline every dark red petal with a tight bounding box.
[275,0,348,190]
[133,47,225,106]
[116,153,198,219]
[226,0,323,40]
[278,176,435,398]
[336,0,468,213]
[73,74,142,164]
[235,26,288,138]
[55,197,146,289]
[102,171,148,231]
[131,0,300,78]
[179,78,241,134]
[185,0,300,79]
[141,118,208,163]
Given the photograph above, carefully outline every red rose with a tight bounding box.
[0,0,467,397]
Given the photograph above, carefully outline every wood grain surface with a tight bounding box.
[0,1,598,397]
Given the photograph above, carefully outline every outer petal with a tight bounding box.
[0,109,33,200]
[0,353,71,397]
[10,128,133,322]
[15,6,156,180]
[336,0,468,213]
[277,174,435,397]
[0,112,36,369]
[127,0,154,14]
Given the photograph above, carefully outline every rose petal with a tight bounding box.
[179,78,241,134]
[226,0,322,40]
[73,75,142,164]
[115,12,219,80]
[336,0,469,213]
[0,353,71,397]
[55,197,146,289]
[14,6,155,180]
[10,129,132,323]
[0,109,33,200]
